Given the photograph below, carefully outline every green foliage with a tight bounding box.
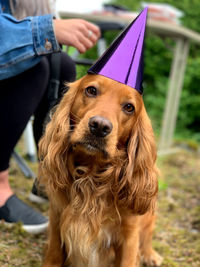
[143,36,173,132]
[158,179,168,191]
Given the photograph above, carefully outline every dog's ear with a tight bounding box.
[38,79,81,190]
[125,105,158,214]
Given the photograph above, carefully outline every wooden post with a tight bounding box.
[159,38,190,152]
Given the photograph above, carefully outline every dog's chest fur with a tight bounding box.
[61,153,123,266]
[62,215,120,267]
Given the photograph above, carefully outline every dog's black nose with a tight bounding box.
[89,116,113,137]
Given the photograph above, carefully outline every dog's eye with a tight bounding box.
[85,86,97,97]
[123,103,135,114]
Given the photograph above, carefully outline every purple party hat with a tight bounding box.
[88,7,148,94]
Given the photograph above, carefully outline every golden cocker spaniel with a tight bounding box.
[39,74,163,267]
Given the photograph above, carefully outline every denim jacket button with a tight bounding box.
[45,40,52,51]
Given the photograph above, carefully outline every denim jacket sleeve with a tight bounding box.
[0,3,61,80]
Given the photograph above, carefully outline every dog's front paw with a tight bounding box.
[142,249,163,267]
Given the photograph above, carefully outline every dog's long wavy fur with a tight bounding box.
[39,74,163,267]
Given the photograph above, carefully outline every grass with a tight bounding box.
[0,145,200,266]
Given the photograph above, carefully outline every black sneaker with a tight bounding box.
[29,178,48,204]
[0,195,48,234]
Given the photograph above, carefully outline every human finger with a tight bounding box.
[87,30,99,45]
[77,23,99,45]
[84,21,101,38]
[76,31,94,50]
[72,37,87,53]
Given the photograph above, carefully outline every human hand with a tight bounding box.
[53,19,100,53]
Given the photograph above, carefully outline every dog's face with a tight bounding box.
[69,74,143,159]
[39,73,158,215]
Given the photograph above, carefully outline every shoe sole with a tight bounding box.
[29,193,48,204]
[2,221,49,234]
[23,221,49,234]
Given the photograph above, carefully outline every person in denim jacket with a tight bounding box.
[0,0,100,234]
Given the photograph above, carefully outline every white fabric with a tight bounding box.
[9,0,56,19]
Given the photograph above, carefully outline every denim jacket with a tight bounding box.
[0,0,60,80]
